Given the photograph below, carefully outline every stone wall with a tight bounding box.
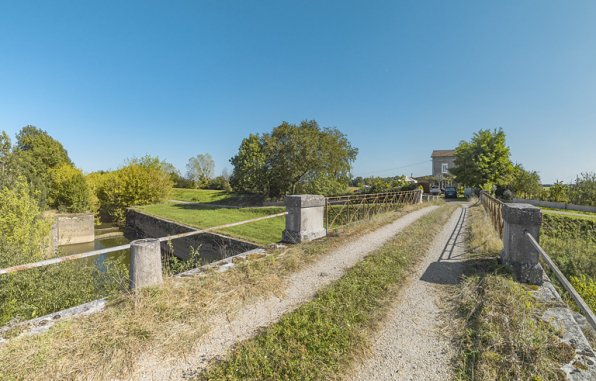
[55,214,95,245]
[125,209,259,262]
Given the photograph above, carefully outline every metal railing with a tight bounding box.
[0,211,288,275]
[478,191,596,330]
[525,231,596,331]
[480,191,504,238]
[325,189,421,231]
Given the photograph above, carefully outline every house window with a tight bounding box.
[442,163,448,174]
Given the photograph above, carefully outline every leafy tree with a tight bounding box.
[548,180,569,203]
[230,134,268,193]
[0,131,22,191]
[570,172,596,206]
[507,164,542,199]
[0,177,53,266]
[230,120,358,198]
[186,153,215,188]
[47,164,91,213]
[450,128,513,189]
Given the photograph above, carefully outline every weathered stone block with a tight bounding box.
[282,195,326,244]
[501,203,544,285]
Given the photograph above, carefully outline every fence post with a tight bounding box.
[129,238,163,290]
[501,203,544,285]
[282,195,326,243]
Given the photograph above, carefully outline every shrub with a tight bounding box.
[92,156,174,222]
[47,164,91,213]
[541,214,596,243]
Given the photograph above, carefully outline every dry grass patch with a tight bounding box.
[451,200,574,381]
[0,201,441,380]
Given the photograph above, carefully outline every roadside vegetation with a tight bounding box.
[198,204,456,380]
[540,213,596,315]
[451,200,574,380]
[0,201,440,380]
[135,203,286,245]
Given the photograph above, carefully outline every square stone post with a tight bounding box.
[501,203,544,285]
[282,195,326,244]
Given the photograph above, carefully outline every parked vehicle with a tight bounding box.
[445,186,458,198]
[430,186,441,195]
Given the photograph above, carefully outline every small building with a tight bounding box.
[431,150,457,189]
[431,150,456,176]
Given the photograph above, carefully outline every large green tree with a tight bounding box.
[450,128,513,189]
[230,120,358,197]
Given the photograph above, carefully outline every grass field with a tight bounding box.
[135,203,286,245]
[170,188,263,206]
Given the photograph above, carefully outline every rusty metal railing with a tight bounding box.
[0,211,288,275]
[525,231,596,331]
[325,189,421,231]
[480,191,504,238]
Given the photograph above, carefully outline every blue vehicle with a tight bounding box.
[445,186,458,198]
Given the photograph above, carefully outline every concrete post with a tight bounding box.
[282,195,326,244]
[129,238,163,290]
[501,203,544,285]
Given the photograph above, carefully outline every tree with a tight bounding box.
[186,153,215,188]
[11,126,74,209]
[450,128,513,189]
[0,177,53,267]
[230,134,268,193]
[507,164,541,199]
[230,120,358,198]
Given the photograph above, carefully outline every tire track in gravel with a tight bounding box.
[135,205,440,380]
[350,205,469,381]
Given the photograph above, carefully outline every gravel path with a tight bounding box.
[135,205,439,380]
[350,205,469,381]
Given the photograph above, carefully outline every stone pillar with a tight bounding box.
[501,203,544,285]
[129,238,163,290]
[282,195,326,244]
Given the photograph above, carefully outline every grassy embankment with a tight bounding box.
[171,188,263,206]
[0,201,442,380]
[451,200,575,380]
[540,207,596,217]
[540,213,596,320]
[135,203,286,246]
[197,203,458,380]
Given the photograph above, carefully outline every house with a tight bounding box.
[431,150,456,176]
[431,150,457,189]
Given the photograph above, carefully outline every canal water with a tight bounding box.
[58,223,137,269]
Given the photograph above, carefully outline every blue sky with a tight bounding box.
[1,1,595,184]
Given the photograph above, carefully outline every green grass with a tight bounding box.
[452,202,574,381]
[197,204,459,380]
[541,208,596,218]
[171,188,263,206]
[134,203,286,245]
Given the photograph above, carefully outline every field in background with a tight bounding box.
[171,188,262,206]
[134,203,286,245]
